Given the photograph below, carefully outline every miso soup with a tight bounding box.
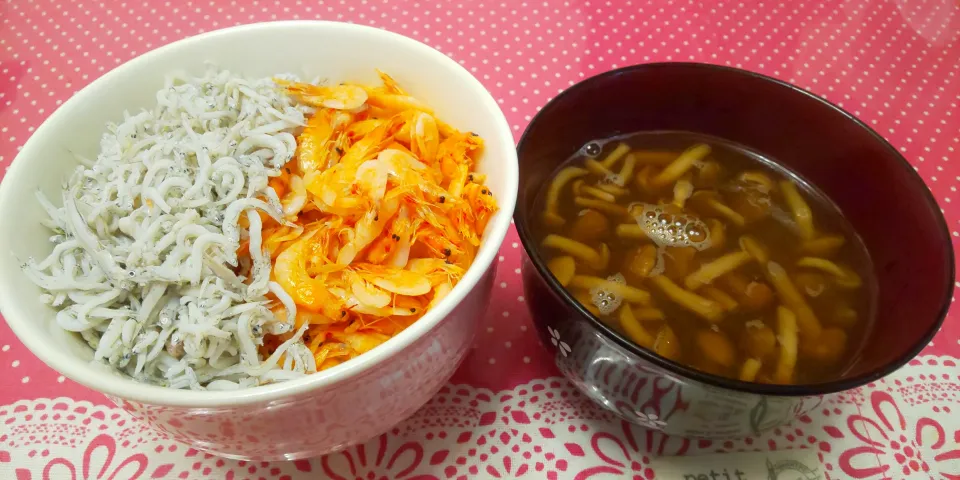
[534,131,875,384]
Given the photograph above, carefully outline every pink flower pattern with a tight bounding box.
[2,360,959,478]
[8,434,168,480]
[825,389,960,479]
[572,422,690,479]
[320,435,438,480]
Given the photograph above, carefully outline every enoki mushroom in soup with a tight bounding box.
[532,131,874,385]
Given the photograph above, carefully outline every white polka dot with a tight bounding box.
[517,296,525,302]
[11,360,19,367]
[57,376,65,383]
[514,268,521,274]
[1,345,8,352]
[21,376,29,383]
[500,282,507,288]
[511,242,519,248]
[523,356,531,363]
[488,358,496,364]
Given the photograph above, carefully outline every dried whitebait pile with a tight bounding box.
[24,68,317,390]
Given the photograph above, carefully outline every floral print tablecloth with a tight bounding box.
[1,0,959,478]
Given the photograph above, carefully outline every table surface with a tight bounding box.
[1,0,959,478]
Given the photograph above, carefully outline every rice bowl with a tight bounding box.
[0,21,518,460]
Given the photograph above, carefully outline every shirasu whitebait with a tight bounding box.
[23,67,319,390]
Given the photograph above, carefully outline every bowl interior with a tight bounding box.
[515,62,953,394]
[0,21,517,405]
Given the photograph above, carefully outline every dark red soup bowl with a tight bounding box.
[514,63,954,438]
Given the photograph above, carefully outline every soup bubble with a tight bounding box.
[590,273,625,315]
[633,203,712,250]
[583,141,602,157]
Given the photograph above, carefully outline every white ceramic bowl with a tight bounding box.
[0,21,517,460]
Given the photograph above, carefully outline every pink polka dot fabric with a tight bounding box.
[1,0,960,476]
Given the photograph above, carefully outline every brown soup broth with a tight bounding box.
[533,131,876,385]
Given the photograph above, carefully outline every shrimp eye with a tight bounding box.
[443,248,452,257]
[481,188,488,195]
[439,196,446,203]
[409,308,417,313]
